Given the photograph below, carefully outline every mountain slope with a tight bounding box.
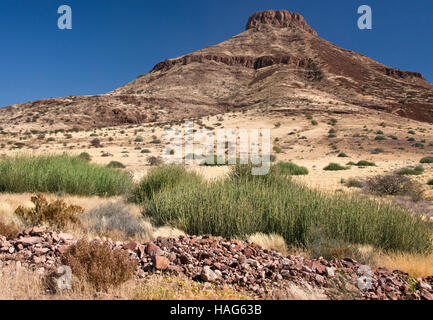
[1,10,432,131]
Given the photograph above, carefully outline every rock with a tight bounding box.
[302,265,312,273]
[123,241,138,251]
[418,280,432,291]
[146,243,160,256]
[326,267,335,278]
[17,237,43,246]
[201,266,219,282]
[152,256,170,270]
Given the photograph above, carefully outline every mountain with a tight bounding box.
[1,10,433,131]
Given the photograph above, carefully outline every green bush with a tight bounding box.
[0,155,133,196]
[397,166,424,176]
[145,166,432,253]
[78,152,91,162]
[133,165,203,203]
[346,179,364,188]
[420,157,433,164]
[276,162,308,175]
[323,163,348,171]
[355,161,376,167]
[106,161,126,169]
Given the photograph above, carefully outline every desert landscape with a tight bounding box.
[0,10,433,300]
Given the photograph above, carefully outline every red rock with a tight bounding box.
[123,241,138,251]
[17,237,43,246]
[146,243,160,256]
[153,256,170,270]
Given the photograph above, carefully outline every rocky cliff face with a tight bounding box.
[245,10,318,36]
[1,10,432,131]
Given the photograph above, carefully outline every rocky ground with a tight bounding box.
[1,226,432,300]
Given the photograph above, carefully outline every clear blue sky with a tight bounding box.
[0,0,432,108]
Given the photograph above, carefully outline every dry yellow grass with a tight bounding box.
[375,252,433,278]
[0,265,252,300]
[248,233,289,256]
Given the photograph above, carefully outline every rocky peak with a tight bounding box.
[245,10,317,36]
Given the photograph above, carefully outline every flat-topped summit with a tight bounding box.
[245,10,317,35]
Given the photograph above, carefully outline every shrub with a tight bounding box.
[355,161,376,167]
[145,170,432,253]
[15,194,83,229]
[311,120,318,126]
[276,162,308,175]
[106,161,126,169]
[90,138,101,148]
[85,202,150,239]
[337,152,348,158]
[346,179,363,188]
[150,139,161,144]
[133,165,203,203]
[0,221,20,240]
[364,175,421,198]
[396,166,424,176]
[427,179,433,186]
[273,146,283,154]
[371,148,385,154]
[323,163,348,171]
[329,118,338,126]
[141,149,151,154]
[420,157,433,164]
[78,152,91,162]
[199,155,229,166]
[134,136,144,142]
[375,136,387,141]
[61,239,137,291]
[0,155,133,196]
[147,156,162,166]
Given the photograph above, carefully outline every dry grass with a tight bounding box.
[248,233,288,255]
[0,265,252,300]
[0,193,184,242]
[267,283,328,300]
[375,252,433,278]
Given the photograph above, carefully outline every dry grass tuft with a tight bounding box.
[267,283,328,300]
[374,252,433,278]
[248,233,288,256]
[15,193,83,229]
[61,239,138,291]
[0,265,252,300]
[0,220,20,240]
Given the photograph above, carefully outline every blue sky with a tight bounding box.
[0,0,432,107]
